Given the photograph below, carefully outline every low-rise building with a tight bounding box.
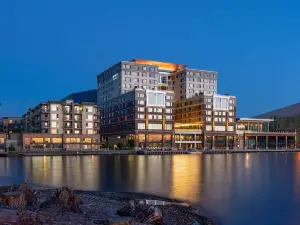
[22,100,100,135]
[236,118,296,149]
[100,89,175,150]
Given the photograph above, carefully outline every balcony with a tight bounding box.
[64,117,72,121]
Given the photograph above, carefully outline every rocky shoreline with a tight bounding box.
[0,181,215,225]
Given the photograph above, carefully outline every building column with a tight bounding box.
[212,136,215,150]
[244,136,247,149]
[145,134,149,149]
[275,136,278,150]
[255,136,258,149]
[179,134,182,148]
[233,135,237,149]
[285,136,288,149]
[162,135,165,148]
[295,136,297,149]
[266,136,269,150]
[134,134,139,150]
[171,135,176,151]
[225,136,229,150]
[203,135,207,150]
[194,134,197,149]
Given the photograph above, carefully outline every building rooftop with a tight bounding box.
[237,118,274,122]
[130,59,186,71]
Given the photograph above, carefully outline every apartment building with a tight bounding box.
[22,100,100,135]
[100,89,175,149]
[175,93,237,149]
[0,117,23,133]
[97,59,218,104]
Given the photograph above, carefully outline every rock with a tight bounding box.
[94,218,109,224]
[139,206,163,224]
[0,191,26,209]
[54,186,81,213]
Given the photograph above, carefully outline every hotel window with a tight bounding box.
[125,71,130,75]
[142,73,147,77]
[142,79,147,84]
[206,111,212,115]
[166,115,172,120]
[147,92,165,106]
[155,108,162,113]
[87,130,93,134]
[222,118,226,122]
[165,124,172,130]
[87,115,93,121]
[149,67,157,72]
[86,106,93,113]
[229,112,234,116]
[138,123,145,130]
[206,125,212,131]
[138,114,145,119]
[51,121,58,128]
[138,100,145,105]
[149,79,157,84]
[125,77,131,82]
[229,118,234,122]
[131,72,138,76]
[138,93,145,98]
[74,130,80,134]
[142,66,147,70]
[148,123,162,130]
[166,109,172,113]
[188,84,194,87]
[51,129,58,134]
[166,95,173,100]
[32,138,43,143]
[138,107,145,112]
[142,85,147,89]
[148,108,153,112]
[51,114,58,120]
[83,138,92,143]
[124,64,130,69]
[86,122,93,128]
[227,126,234,131]
[206,117,212,122]
[50,104,58,111]
[214,126,226,131]
[166,102,172,106]
[52,138,62,143]
[222,112,226,116]
[229,106,233,110]
[206,105,212,109]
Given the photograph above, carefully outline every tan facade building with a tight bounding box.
[22,100,100,135]
[97,59,217,104]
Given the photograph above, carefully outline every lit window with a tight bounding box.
[166,109,172,114]
[165,124,172,130]
[206,117,212,122]
[148,123,162,130]
[227,126,234,131]
[166,115,172,120]
[138,100,145,105]
[51,129,58,134]
[214,126,226,131]
[206,125,212,131]
[138,123,145,130]
[138,114,145,119]
[138,107,145,112]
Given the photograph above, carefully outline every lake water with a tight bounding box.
[0,153,299,225]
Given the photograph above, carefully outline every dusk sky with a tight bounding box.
[1,0,300,117]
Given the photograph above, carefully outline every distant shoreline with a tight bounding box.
[0,149,299,157]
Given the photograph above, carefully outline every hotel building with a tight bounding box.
[21,100,101,150]
[97,59,217,104]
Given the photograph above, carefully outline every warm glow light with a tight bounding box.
[131,59,185,71]
[245,153,250,169]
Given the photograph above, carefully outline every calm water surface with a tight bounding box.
[0,153,299,225]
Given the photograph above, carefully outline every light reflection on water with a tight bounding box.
[1,153,300,225]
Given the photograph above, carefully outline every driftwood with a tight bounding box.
[54,186,81,213]
[0,180,36,210]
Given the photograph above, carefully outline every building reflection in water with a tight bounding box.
[294,152,300,202]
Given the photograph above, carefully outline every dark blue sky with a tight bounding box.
[1,0,299,117]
